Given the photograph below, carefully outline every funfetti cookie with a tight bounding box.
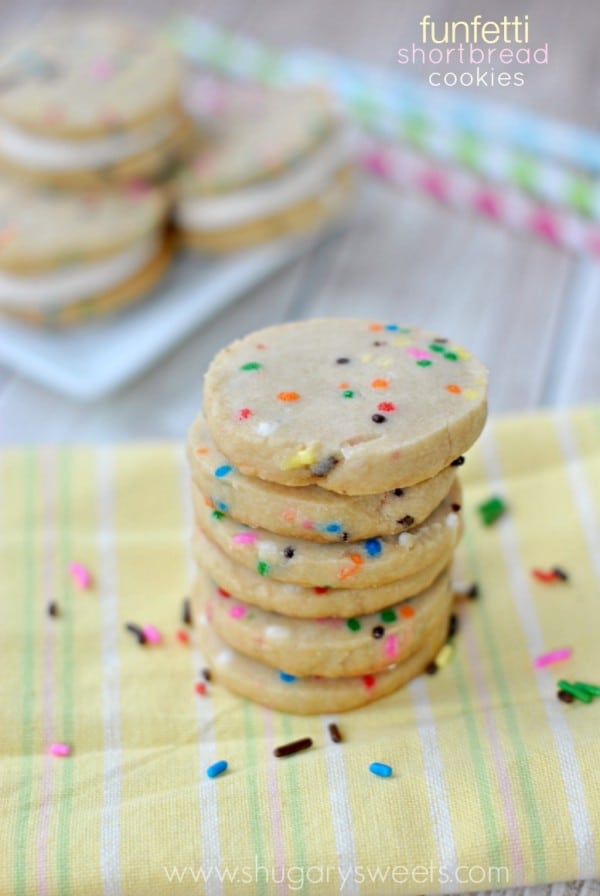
[203,319,488,493]
[188,413,456,542]
[195,593,450,715]
[0,176,170,325]
[194,531,454,619]
[202,565,453,677]
[0,16,190,186]
[175,85,354,250]
[193,479,463,589]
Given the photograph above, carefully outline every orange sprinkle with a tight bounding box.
[204,496,214,508]
[369,323,383,331]
[277,391,301,402]
[337,553,364,582]
[446,384,462,394]
[349,554,364,566]
[400,605,416,619]
[195,448,209,455]
[338,381,349,390]
[371,378,389,389]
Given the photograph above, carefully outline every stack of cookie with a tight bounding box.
[189,318,488,715]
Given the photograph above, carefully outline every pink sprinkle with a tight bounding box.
[49,743,71,757]
[472,188,502,219]
[361,148,392,177]
[384,633,399,660]
[302,520,314,530]
[530,209,560,244]
[229,604,246,619]
[233,532,258,545]
[419,168,449,201]
[90,58,114,80]
[125,179,151,199]
[142,625,162,645]
[68,562,92,590]
[533,648,572,668]
[406,347,431,361]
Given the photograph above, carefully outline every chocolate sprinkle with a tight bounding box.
[125,623,146,645]
[274,737,313,758]
[371,414,386,424]
[398,515,414,527]
[393,488,405,497]
[372,625,385,639]
[202,668,212,682]
[558,689,574,704]
[182,597,192,627]
[342,532,349,542]
[336,357,350,364]
[283,546,295,559]
[448,613,459,639]
[328,723,343,743]
[425,661,438,675]
[552,566,569,581]
[451,456,465,467]
[47,601,59,618]
[310,455,339,477]
[451,503,462,512]
[466,584,480,599]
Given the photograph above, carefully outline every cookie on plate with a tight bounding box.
[203,318,488,492]
[175,85,354,250]
[0,176,171,326]
[0,16,190,186]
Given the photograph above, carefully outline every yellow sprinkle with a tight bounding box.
[463,389,480,400]
[280,447,318,470]
[454,345,471,360]
[392,336,410,347]
[360,353,373,363]
[434,643,454,668]
[376,357,393,367]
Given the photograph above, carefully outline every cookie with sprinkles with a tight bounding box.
[194,597,450,715]
[203,319,487,493]
[200,565,452,677]
[194,531,454,618]
[0,174,171,325]
[0,16,191,185]
[175,83,354,251]
[188,413,457,542]
[193,479,463,589]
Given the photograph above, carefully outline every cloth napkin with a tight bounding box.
[2,406,599,896]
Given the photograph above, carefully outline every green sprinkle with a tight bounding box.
[346,618,361,632]
[455,133,482,170]
[342,390,355,398]
[380,608,397,623]
[511,154,538,193]
[429,343,445,353]
[478,496,506,526]
[402,113,428,148]
[444,351,458,361]
[211,510,225,520]
[417,360,432,367]
[567,177,593,217]
[257,561,270,576]
[573,681,600,697]
[240,362,261,371]
[557,680,593,703]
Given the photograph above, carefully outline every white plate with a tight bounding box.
[0,238,308,401]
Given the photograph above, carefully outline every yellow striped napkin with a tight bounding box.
[2,406,599,896]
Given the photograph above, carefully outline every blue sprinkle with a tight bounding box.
[323,522,342,533]
[207,760,228,779]
[215,500,229,512]
[385,324,399,331]
[365,538,382,557]
[279,671,296,683]
[214,465,233,478]
[369,762,392,778]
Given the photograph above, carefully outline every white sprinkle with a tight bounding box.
[257,541,279,561]
[256,421,278,437]
[398,532,415,549]
[216,649,234,666]
[197,612,208,625]
[445,512,459,529]
[265,625,290,641]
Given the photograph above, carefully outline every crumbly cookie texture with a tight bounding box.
[201,565,452,677]
[195,598,450,715]
[0,17,181,137]
[193,479,463,589]
[194,531,454,618]
[188,413,456,542]
[203,318,488,493]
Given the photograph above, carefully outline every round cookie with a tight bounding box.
[195,602,450,715]
[193,479,463,589]
[0,16,186,184]
[203,319,487,493]
[194,530,454,618]
[0,175,169,321]
[201,565,453,677]
[188,413,457,542]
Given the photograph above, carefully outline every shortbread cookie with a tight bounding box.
[188,413,456,542]
[200,565,452,677]
[0,16,186,184]
[195,603,450,714]
[0,175,169,322]
[203,319,487,493]
[194,480,463,588]
[175,84,354,249]
[194,531,454,618]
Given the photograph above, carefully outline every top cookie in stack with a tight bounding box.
[190,318,488,714]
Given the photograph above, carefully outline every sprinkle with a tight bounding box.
[212,510,225,520]
[398,532,415,548]
[393,488,404,497]
[384,634,399,659]
[406,347,431,360]
[381,608,397,623]
[466,583,480,599]
[346,618,361,631]
[279,670,296,682]
[310,455,338,477]
[202,668,212,682]
[182,597,192,626]
[229,605,246,619]
[553,566,569,581]
[534,648,572,668]
[445,512,459,529]
[47,601,59,618]
[68,562,92,590]
[368,323,383,331]
[574,681,600,696]
[557,690,575,704]
[362,674,376,689]
[371,414,387,424]
[314,586,330,594]
[233,531,258,545]
[434,643,454,668]
[417,359,432,367]
[430,343,445,353]
[556,680,592,703]
[237,408,253,420]
[532,568,559,583]
[451,456,465,467]
[240,362,261,371]
[452,503,462,512]
[257,561,270,576]
[215,465,233,480]
[195,682,206,696]
[256,421,278,436]
[206,760,228,778]
[283,546,295,559]
[444,351,459,361]
[49,743,71,758]
[400,605,415,619]
[446,384,462,394]
[281,447,318,470]
[398,514,414,527]
[323,523,342,533]
[378,401,396,412]
[371,378,389,389]
[328,723,342,743]
[216,649,234,666]
[277,391,300,402]
[364,538,382,557]
[176,629,190,644]
[478,495,506,525]
[265,625,289,640]
[342,390,355,398]
[425,661,438,675]
[217,587,230,598]
[125,623,146,645]
[447,614,459,639]
[274,737,313,758]
[142,625,162,645]
[369,762,392,778]
[336,357,350,364]
[372,625,385,639]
